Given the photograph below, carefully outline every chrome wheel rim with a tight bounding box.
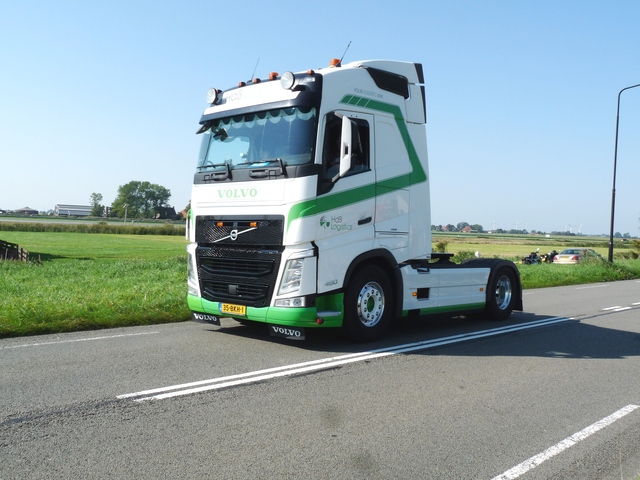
[495,275,513,310]
[357,281,385,327]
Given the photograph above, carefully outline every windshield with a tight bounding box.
[197,107,318,171]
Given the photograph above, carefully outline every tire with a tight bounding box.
[485,267,516,320]
[343,265,393,342]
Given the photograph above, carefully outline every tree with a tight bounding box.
[90,193,104,217]
[111,181,171,219]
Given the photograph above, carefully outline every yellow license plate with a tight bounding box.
[220,303,247,316]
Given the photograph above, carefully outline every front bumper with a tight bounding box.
[188,294,343,328]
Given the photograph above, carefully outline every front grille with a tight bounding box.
[196,245,282,308]
[199,256,274,277]
[203,282,268,303]
[195,215,284,246]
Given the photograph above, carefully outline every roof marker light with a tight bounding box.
[330,58,341,67]
[269,72,278,81]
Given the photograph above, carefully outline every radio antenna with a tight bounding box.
[339,41,352,64]
[250,58,260,81]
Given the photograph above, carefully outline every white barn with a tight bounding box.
[54,204,92,217]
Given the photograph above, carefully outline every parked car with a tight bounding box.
[553,248,603,265]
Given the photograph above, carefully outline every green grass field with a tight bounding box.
[1,232,190,337]
[1,230,639,337]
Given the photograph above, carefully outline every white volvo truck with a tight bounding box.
[186,58,522,342]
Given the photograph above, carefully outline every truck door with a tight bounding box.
[316,111,375,294]
[374,117,411,251]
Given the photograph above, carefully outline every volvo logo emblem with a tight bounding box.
[213,225,258,243]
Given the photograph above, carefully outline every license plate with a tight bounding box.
[220,303,246,316]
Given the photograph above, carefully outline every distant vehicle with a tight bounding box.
[521,249,541,265]
[553,248,603,265]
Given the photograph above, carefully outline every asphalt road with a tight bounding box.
[2,280,640,479]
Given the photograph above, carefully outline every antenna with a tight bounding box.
[339,41,352,64]
[250,58,260,81]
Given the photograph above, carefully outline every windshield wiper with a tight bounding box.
[197,162,232,180]
[244,158,287,179]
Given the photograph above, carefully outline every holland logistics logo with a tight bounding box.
[319,215,352,232]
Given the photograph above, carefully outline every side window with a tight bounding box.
[322,113,370,182]
[350,118,370,173]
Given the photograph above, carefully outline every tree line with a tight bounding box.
[432,222,633,238]
[90,181,186,219]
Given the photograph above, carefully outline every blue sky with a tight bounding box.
[1,1,639,235]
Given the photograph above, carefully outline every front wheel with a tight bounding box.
[343,265,393,342]
[485,267,516,320]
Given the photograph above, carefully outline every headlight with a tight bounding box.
[278,258,304,295]
[280,71,295,90]
[275,297,307,308]
[187,247,199,296]
[206,88,220,104]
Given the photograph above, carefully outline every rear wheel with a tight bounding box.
[343,265,393,342]
[485,267,516,320]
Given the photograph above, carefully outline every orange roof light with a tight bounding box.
[269,72,278,81]
[329,58,341,67]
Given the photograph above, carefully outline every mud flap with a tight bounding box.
[268,325,305,340]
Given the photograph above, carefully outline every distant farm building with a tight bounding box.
[154,206,178,220]
[54,204,92,217]
[15,207,38,216]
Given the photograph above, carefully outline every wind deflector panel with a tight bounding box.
[363,67,410,99]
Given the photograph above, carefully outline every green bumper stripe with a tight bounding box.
[188,295,343,328]
[402,303,485,317]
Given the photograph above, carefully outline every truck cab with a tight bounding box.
[187,59,522,342]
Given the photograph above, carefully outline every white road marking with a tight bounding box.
[119,317,572,402]
[0,331,160,350]
[575,284,609,290]
[492,404,640,480]
[602,306,633,312]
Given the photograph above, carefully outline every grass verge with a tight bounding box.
[1,257,190,337]
[1,232,190,337]
[517,259,640,289]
